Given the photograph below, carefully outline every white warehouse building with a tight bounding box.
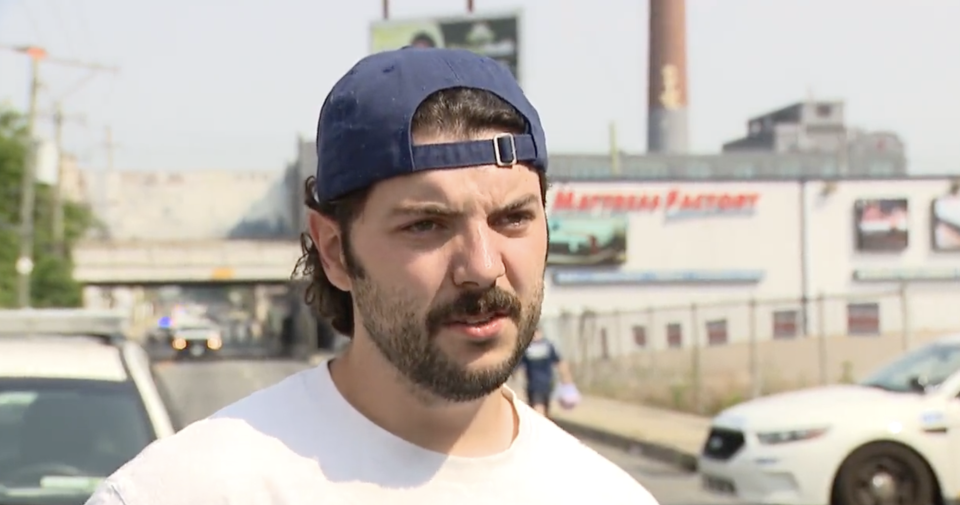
[540,177,960,353]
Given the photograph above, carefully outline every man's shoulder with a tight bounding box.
[120,395,308,474]
[88,416,277,504]
[142,364,320,460]
[524,414,660,501]
[88,367,326,504]
[209,365,317,421]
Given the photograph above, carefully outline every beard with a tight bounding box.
[351,266,543,403]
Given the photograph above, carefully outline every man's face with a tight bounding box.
[343,130,546,402]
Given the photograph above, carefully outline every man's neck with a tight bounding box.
[328,339,518,457]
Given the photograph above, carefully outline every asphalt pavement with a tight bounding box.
[152,357,741,505]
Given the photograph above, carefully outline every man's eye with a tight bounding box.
[404,220,440,233]
[498,212,534,228]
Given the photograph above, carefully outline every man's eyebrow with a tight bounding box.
[388,202,462,219]
[388,194,541,219]
[494,194,541,215]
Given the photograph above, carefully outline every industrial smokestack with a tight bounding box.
[646,0,689,154]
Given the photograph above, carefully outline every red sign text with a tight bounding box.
[551,189,760,215]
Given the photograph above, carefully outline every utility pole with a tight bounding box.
[0,43,119,306]
[51,105,65,255]
[48,70,115,255]
[15,47,43,308]
[97,126,118,238]
[104,126,116,173]
[467,0,475,13]
[50,104,86,257]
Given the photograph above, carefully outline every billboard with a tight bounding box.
[544,183,770,286]
[931,195,960,251]
[853,198,909,252]
[370,12,520,81]
[548,214,628,267]
[545,186,759,268]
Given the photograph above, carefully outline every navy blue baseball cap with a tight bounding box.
[315,47,548,203]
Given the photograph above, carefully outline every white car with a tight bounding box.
[165,323,224,360]
[699,333,960,505]
[0,309,176,503]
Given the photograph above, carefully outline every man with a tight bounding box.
[85,47,659,504]
[519,327,579,417]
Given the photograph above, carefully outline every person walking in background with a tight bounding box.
[519,327,581,418]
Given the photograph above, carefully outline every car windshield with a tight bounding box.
[177,326,216,333]
[0,378,155,500]
[859,342,960,393]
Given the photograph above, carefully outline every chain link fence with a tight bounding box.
[542,284,960,416]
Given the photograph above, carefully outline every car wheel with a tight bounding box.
[833,442,936,505]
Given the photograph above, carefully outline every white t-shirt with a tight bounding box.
[85,362,659,505]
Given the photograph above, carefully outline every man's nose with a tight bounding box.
[451,222,505,289]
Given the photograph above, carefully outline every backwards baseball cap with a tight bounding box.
[315,47,548,203]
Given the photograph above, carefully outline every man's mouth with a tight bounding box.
[447,310,507,326]
[437,307,513,340]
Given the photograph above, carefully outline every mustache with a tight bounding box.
[426,286,522,333]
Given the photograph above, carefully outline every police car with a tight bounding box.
[157,316,224,360]
[0,308,176,502]
[699,333,960,505]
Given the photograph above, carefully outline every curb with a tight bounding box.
[552,418,700,473]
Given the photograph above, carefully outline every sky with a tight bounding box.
[0,0,958,174]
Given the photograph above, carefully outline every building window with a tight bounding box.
[847,302,880,336]
[779,162,803,177]
[820,160,839,177]
[684,162,712,179]
[868,162,896,176]
[706,320,728,346]
[629,160,670,178]
[816,104,832,117]
[666,323,683,348]
[632,326,647,348]
[732,164,757,178]
[772,310,799,339]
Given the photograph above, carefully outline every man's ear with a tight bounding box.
[307,211,352,292]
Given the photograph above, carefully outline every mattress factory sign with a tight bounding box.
[549,188,760,219]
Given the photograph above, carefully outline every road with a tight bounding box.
[153,358,741,505]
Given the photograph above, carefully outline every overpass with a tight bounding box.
[72,238,342,353]
[73,239,303,285]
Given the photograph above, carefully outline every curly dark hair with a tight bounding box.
[294,87,548,337]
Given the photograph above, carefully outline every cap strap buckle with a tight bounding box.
[492,133,518,168]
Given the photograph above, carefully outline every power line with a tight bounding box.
[0,44,118,307]
[0,43,118,73]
